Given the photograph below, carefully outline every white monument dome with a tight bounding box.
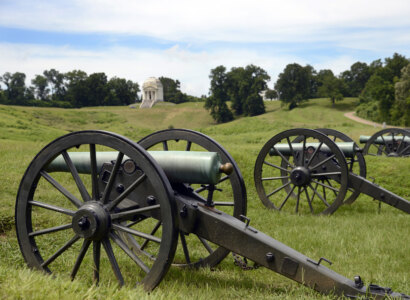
[140,77,164,108]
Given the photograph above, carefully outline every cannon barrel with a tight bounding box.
[45,151,231,185]
[360,135,410,144]
[269,142,360,158]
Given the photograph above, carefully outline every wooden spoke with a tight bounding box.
[29,200,76,216]
[41,235,80,268]
[62,150,91,202]
[71,239,91,281]
[102,152,124,204]
[112,223,161,243]
[40,171,82,208]
[29,224,72,237]
[110,232,150,274]
[102,238,124,286]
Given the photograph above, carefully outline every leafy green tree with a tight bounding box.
[0,72,30,105]
[226,64,269,115]
[340,62,371,97]
[64,70,88,107]
[31,74,50,100]
[0,89,6,104]
[392,64,410,126]
[359,54,409,123]
[205,66,233,123]
[264,89,278,100]
[275,63,311,109]
[304,65,317,98]
[317,72,346,106]
[243,92,265,116]
[85,73,108,106]
[43,69,65,100]
[158,77,187,104]
[105,77,140,105]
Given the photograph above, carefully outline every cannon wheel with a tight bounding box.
[254,128,349,215]
[314,128,366,204]
[138,128,247,268]
[278,128,366,205]
[363,128,410,157]
[15,131,178,291]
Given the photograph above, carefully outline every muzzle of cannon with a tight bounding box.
[254,128,410,215]
[15,129,409,299]
[360,128,410,157]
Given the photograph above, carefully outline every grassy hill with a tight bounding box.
[0,98,408,299]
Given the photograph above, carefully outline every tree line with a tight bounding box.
[0,70,201,108]
[205,53,409,126]
[0,69,141,108]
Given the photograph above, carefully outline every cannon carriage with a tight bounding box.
[360,128,410,157]
[15,129,409,298]
[254,128,410,215]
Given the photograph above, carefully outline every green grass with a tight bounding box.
[0,98,409,299]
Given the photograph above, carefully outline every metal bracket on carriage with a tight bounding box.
[307,257,333,267]
[239,215,258,233]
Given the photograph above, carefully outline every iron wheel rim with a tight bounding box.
[15,130,178,291]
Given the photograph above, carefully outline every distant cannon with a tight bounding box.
[360,128,410,157]
[15,129,409,298]
[254,128,410,215]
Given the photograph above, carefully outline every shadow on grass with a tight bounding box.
[162,265,322,298]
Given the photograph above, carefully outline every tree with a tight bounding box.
[85,73,108,106]
[205,66,233,123]
[317,73,345,106]
[105,77,140,105]
[226,64,269,116]
[340,62,371,97]
[43,69,65,100]
[0,72,30,105]
[264,89,278,100]
[358,54,409,123]
[64,70,88,107]
[243,92,265,116]
[275,63,311,109]
[392,63,410,126]
[158,77,187,104]
[31,74,49,100]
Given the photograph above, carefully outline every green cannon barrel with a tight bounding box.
[269,142,359,158]
[359,135,410,144]
[45,151,228,185]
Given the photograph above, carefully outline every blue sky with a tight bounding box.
[1,0,410,96]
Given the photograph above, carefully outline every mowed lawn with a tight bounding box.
[0,98,408,299]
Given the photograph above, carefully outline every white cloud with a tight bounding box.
[1,0,410,43]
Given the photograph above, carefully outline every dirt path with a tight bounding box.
[344,111,401,128]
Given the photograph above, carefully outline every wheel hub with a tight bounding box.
[72,201,111,240]
[290,166,311,186]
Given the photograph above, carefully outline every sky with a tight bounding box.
[1,0,410,97]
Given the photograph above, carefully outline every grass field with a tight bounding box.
[0,98,408,299]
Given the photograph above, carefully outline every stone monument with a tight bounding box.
[140,77,164,108]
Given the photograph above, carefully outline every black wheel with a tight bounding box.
[16,131,178,291]
[363,128,410,157]
[138,129,247,268]
[254,129,349,215]
[314,128,366,204]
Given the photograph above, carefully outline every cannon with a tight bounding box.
[254,128,410,215]
[15,129,409,298]
[360,128,410,157]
